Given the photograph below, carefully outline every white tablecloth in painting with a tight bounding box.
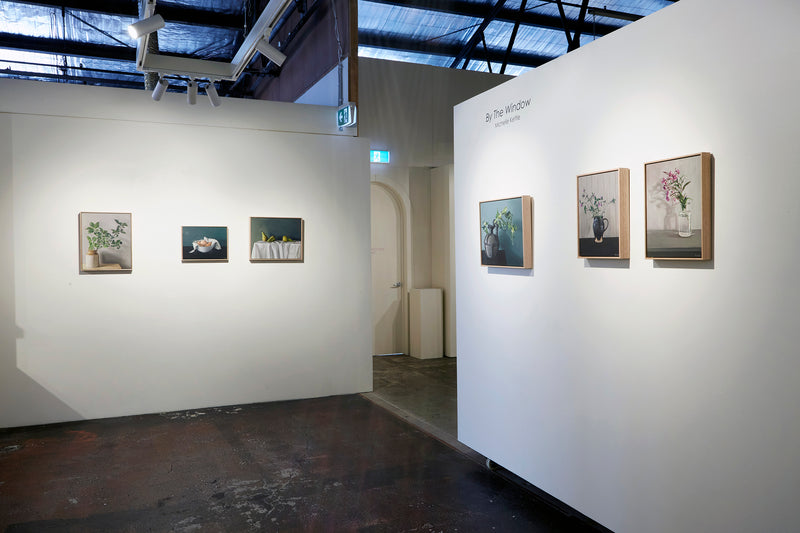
[251,241,302,260]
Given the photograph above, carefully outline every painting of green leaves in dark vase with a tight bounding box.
[480,196,532,268]
[577,168,629,259]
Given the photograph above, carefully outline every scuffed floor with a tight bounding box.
[0,394,593,532]
[365,354,457,438]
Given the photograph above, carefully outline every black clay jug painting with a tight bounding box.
[577,169,630,259]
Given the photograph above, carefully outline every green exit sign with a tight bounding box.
[370,150,390,164]
[337,103,357,128]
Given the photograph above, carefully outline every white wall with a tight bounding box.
[0,80,372,428]
[295,58,349,106]
[359,57,511,170]
[455,1,800,532]
[431,165,456,357]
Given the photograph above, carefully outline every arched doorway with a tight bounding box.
[370,182,407,355]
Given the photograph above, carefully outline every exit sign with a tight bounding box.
[337,103,357,128]
[370,150,390,164]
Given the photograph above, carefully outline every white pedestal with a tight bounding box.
[409,288,443,359]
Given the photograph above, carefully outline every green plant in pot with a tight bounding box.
[482,207,517,259]
[84,219,128,268]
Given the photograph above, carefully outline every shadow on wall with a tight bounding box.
[1,168,81,429]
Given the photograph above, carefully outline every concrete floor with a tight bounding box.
[363,354,457,440]
[0,356,605,532]
[363,354,609,533]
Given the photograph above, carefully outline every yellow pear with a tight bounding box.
[267,235,275,242]
[282,235,288,242]
[261,231,267,241]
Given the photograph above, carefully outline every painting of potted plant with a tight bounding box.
[479,196,532,268]
[645,152,712,260]
[577,169,629,259]
[79,212,132,272]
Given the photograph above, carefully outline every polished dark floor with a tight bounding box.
[0,359,601,532]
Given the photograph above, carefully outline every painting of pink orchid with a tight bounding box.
[661,168,691,211]
[645,152,713,261]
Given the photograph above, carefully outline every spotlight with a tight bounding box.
[255,39,286,67]
[152,75,169,101]
[205,82,221,108]
[128,14,165,39]
[187,80,197,105]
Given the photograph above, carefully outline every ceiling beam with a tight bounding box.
[4,0,244,31]
[0,32,135,61]
[0,32,208,64]
[500,0,526,74]
[449,0,507,69]
[359,29,553,69]
[0,69,144,89]
[362,0,620,36]
[556,0,589,52]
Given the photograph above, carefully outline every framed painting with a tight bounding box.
[479,196,532,268]
[577,168,630,259]
[250,217,304,262]
[645,152,712,260]
[79,212,132,273]
[181,226,228,263]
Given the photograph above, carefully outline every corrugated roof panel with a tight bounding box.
[482,20,565,57]
[159,0,244,16]
[157,23,239,58]
[464,58,529,76]
[359,46,455,68]
[358,0,676,76]
[359,3,481,43]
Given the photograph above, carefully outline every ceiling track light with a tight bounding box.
[128,14,165,39]
[187,80,198,105]
[205,82,221,108]
[151,75,169,101]
[255,39,287,67]
[133,0,296,105]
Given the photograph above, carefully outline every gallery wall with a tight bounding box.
[430,165,456,358]
[454,0,800,532]
[0,80,372,428]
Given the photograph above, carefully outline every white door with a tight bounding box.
[371,184,404,355]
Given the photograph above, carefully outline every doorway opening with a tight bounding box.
[367,178,457,442]
[370,182,407,356]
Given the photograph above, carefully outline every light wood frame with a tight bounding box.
[645,152,712,260]
[181,225,229,263]
[78,211,132,273]
[577,168,630,259]
[249,217,305,263]
[479,195,533,269]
